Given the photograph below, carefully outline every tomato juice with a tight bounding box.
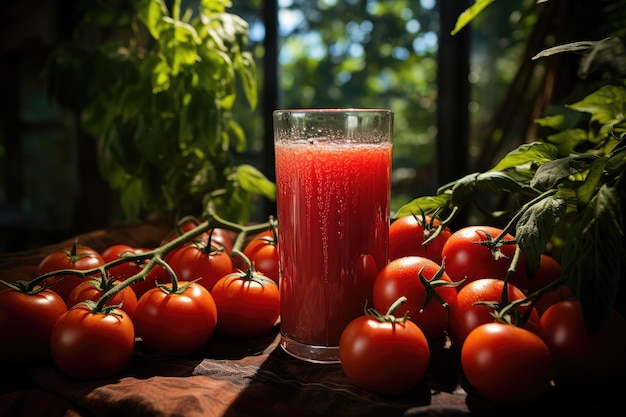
[275,138,392,362]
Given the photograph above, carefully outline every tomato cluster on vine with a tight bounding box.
[2,209,626,408]
[0,215,280,380]
[337,212,626,405]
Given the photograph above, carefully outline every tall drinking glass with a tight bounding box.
[273,109,394,363]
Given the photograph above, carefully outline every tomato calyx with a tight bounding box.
[89,271,121,293]
[254,216,278,246]
[476,300,527,326]
[186,228,229,256]
[417,261,461,314]
[155,279,197,295]
[473,281,535,327]
[230,250,275,286]
[409,208,439,244]
[78,299,126,318]
[65,239,96,264]
[422,205,460,246]
[366,296,411,323]
[470,228,518,261]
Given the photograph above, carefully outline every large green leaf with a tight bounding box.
[236,51,259,109]
[233,164,276,202]
[136,0,165,40]
[545,128,590,155]
[394,194,452,219]
[568,85,626,134]
[530,154,597,191]
[448,171,523,207]
[490,142,559,172]
[561,185,624,334]
[516,195,567,276]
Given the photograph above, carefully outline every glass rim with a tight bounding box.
[273,108,393,115]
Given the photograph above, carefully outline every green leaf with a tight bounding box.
[133,116,169,165]
[394,194,451,218]
[227,120,247,153]
[160,19,200,76]
[516,195,567,276]
[449,171,523,207]
[561,185,623,334]
[545,128,589,155]
[236,51,258,109]
[136,0,165,40]
[577,157,608,206]
[200,0,229,13]
[490,142,559,172]
[151,57,172,93]
[530,154,597,191]
[195,48,223,94]
[182,91,221,156]
[232,164,276,201]
[475,172,524,194]
[451,0,495,35]
[568,85,626,133]
[535,114,568,130]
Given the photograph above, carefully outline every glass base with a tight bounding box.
[279,333,341,364]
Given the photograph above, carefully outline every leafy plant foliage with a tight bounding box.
[398,2,626,333]
[49,0,274,222]
[399,82,626,333]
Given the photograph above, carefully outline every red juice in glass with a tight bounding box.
[274,109,393,363]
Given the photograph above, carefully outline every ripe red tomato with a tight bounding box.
[538,300,626,384]
[372,256,457,340]
[461,322,552,405]
[519,253,562,293]
[50,304,135,379]
[339,310,430,395]
[388,214,452,264]
[101,244,135,263]
[37,242,105,301]
[66,278,138,320]
[166,236,233,291]
[243,230,279,284]
[440,225,526,288]
[134,281,218,355]
[211,270,280,338]
[448,278,539,346]
[0,286,67,362]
